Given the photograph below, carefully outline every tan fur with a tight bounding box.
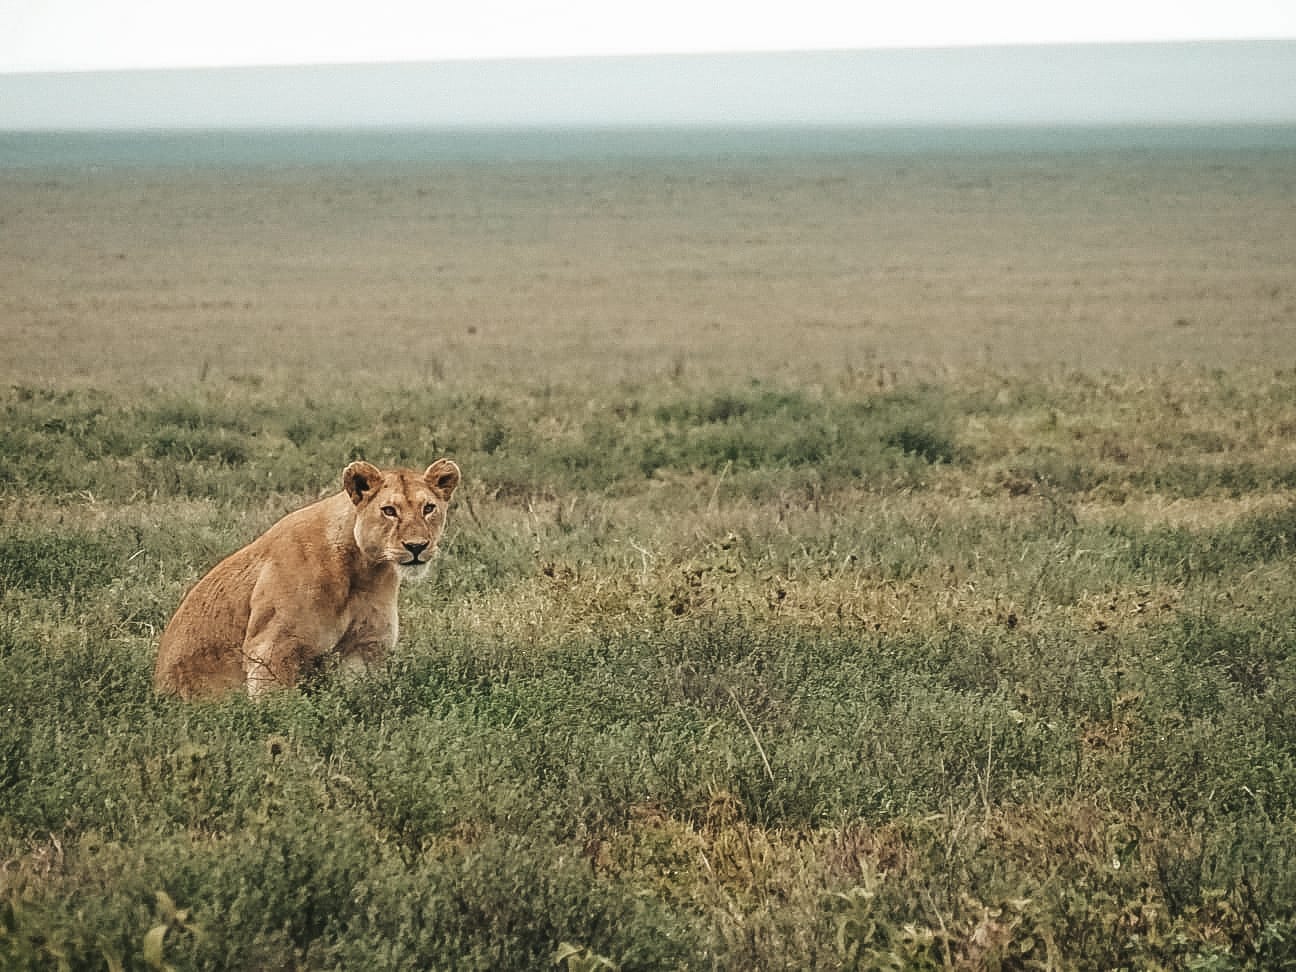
[155,458,460,700]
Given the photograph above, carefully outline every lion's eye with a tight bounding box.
[381,506,398,518]
[423,503,438,516]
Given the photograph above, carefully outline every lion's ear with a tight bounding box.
[343,461,384,506]
[424,459,461,498]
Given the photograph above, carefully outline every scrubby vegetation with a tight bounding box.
[3,368,1296,969]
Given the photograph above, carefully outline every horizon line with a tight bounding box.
[4,37,1292,78]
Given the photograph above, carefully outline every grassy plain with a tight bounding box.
[2,140,1296,969]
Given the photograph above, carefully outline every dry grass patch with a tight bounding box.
[1077,490,1296,530]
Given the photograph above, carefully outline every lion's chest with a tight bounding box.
[335,589,400,659]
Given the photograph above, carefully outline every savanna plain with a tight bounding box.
[2,133,1296,970]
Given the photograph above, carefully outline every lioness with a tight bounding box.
[155,458,460,699]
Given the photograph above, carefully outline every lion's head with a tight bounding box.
[343,459,461,581]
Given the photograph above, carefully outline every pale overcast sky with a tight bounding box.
[3,0,1295,73]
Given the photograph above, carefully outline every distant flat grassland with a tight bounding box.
[2,147,1296,969]
[2,146,1294,387]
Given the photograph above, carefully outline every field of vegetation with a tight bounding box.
[2,145,1295,969]
[4,368,1296,969]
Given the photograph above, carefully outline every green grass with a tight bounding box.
[3,370,1296,969]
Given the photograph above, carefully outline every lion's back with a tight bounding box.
[154,544,262,699]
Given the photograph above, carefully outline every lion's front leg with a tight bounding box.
[241,588,336,697]
[243,635,318,698]
[334,644,385,682]
[334,603,398,680]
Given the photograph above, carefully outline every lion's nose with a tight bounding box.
[403,541,429,560]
